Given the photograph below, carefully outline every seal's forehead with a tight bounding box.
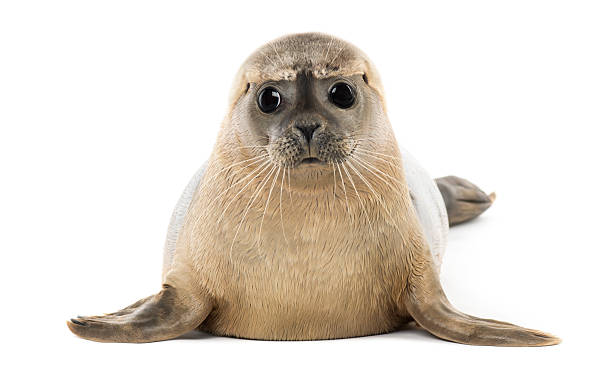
[243,33,368,83]
[228,33,385,110]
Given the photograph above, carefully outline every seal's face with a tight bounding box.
[241,72,376,169]
[224,33,391,191]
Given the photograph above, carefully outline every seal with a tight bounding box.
[67,33,559,346]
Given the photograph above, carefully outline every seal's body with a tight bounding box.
[163,147,448,278]
[68,33,559,346]
[161,148,446,340]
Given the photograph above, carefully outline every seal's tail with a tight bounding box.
[435,176,495,226]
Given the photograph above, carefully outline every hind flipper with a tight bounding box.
[67,284,212,343]
[435,175,495,226]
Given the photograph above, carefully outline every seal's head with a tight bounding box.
[216,33,398,192]
[217,33,397,192]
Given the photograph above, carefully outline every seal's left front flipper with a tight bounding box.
[401,289,560,346]
[399,244,560,346]
[67,284,213,343]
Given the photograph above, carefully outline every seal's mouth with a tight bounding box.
[299,157,324,166]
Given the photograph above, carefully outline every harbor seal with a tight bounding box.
[67,33,559,346]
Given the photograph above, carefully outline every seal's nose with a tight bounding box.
[296,122,321,143]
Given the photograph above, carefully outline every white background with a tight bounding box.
[1,0,611,365]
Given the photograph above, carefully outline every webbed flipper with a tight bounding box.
[67,284,212,343]
[435,175,495,226]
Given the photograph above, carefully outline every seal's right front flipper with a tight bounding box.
[67,284,213,343]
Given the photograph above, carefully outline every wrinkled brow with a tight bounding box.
[244,64,366,85]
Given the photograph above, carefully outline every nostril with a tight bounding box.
[296,124,321,143]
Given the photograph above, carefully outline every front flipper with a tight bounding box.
[397,207,560,346]
[67,284,213,343]
[402,289,559,346]
[399,237,560,347]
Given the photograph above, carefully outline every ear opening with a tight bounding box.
[362,73,369,84]
[244,83,250,94]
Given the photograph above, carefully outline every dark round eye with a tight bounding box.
[329,82,355,109]
[257,87,281,113]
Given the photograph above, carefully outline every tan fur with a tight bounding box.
[159,33,424,339]
[69,33,559,345]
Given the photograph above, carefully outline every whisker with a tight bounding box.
[353,147,402,161]
[346,159,404,225]
[247,133,271,143]
[346,159,411,253]
[279,166,288,244]
[236,145,270,149]
[352,155,404,185]
[190,157,269,240]
[352,154,406,187]
[352,150,401,169]
[258,166,281,243]
[330,161,337,209]
[341,162,375,237]
[230,163,276,264]
[287,166,293,205]
[216,160,273,224]
[241,166,278,259]
[346,160,382,202]
[350,132,389,140]
[352,136,397,145]
[346,160,390,217]
[352,155,412,202]
[351,158,404,200]
[204,155,268,186]
[335,160,350,214]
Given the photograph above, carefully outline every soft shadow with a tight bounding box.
[452,215,490,231]
[382,322,444,343]
[447,216,490,242]
[174,330,215,340]
[171,325,442,343]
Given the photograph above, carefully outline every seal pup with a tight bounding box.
[67,33,559,346]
